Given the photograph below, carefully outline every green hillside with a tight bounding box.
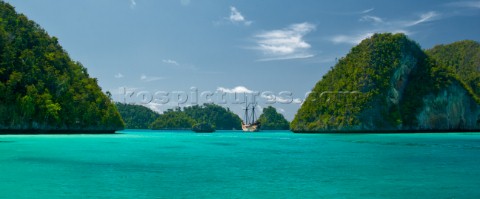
[0,2,124,133]
[426,40,480,101]
[291,33,479,132]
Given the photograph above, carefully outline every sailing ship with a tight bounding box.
[242,99,260,132]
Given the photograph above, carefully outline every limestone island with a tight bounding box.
[291,33,480,133]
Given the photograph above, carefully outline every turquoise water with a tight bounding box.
[1,130,480,198]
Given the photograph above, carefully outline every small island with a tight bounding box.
[257,106,290,130]
[149,103,242,132]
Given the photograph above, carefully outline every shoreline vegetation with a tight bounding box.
[293,129,480,134]
[0,129,116,135]
[1,2,479,134]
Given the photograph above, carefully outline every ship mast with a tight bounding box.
[251,103,256,124]
[244,96,249,125]
[243,96,258,126]
[241,95,260,132]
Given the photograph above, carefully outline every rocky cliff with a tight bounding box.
[416,83,480,130]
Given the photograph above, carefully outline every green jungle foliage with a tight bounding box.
[115,103,160,129]
[426,40,480,102]
[291,33,459,132]
[150,104,242,130]
[0,2,124,131]
[183,103,242,130]
[257,106,290,130]
[149,108,194,130]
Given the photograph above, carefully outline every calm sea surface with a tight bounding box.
[1,130,480,198]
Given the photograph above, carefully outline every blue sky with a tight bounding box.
[5,0,480,120]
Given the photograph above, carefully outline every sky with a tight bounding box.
[4,0,480,120]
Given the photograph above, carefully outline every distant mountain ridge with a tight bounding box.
[291,33,480,132]
[0,2,124,133]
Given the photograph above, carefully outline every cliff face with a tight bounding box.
[0,2,124,133]
[356,50,421,131]
[416,83,480,130]
[291,33,480,132]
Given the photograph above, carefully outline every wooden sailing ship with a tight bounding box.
[242,98,260,132]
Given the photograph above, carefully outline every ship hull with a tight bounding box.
[242,124,259,132]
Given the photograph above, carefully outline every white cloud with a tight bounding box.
[277,108,286,113]
[404,11,440,27]
[114,73,124,78]
[229,6,252,26]
[140,74,164,82]
[360,15,384,24]
[142,102,164,113]
[330,11,438,45]
[253,22,316,61]
[162,59,179,65]
[260,93,303,104]
[361,8,375,14]
[292,98,303,104]
[447,1,480,9]
[332,32,375,45]
[275,97,292,103]
[130,0,136,9]
[217,86,255,94]
[261,93,275,102]
[229,7,244,22]
[257,54,314,62]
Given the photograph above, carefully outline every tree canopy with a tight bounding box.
[257,106,290,130]
[150,108,195,130]
[426,40,480,102]
[291,33,475,132]
[149,104,242,130]
[115,103,160,129]
[183,103,242,130]
[0,2,124,132]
